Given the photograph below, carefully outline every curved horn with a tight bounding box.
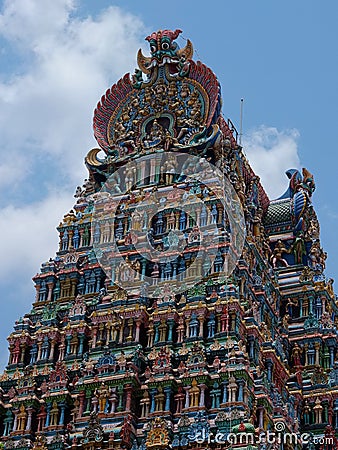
[177,39,194,60]
[85,148,105,167]
[302,167,313,180]
[137,49,151,74]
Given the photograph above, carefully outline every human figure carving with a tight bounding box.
[271,240,289,268]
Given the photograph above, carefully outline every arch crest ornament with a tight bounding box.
[92,29,236,166]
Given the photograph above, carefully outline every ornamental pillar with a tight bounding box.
[221,381,228,404]
[154,157,161,183]
[160,262,165,281]
[139,159,146,187]
[266,360,273,382]
[177,319,184,343]
[258,407,264,429]
[248,335,255,360]
[49,339,56,361]
[164,387,171,411]
[84,391,92,415]
[199,384,207,407]
[95,274,101,294]
[135,321,141,343]
[58,338,65,361]
[98,323,104,342]
[314,342,320,366]
[323,402,329,423]
[71,278,77,298]
[111,263,116,283]
[172,262,177,280]
[334,400,338,428]
[141,259,147,280]
[243,385,249,404]
[59,402,66,425]
[118,319,125,344]
[167,320,174,342]
[238,380,244,402]
[125,384,133,412]
[149,157,156,184]
[159,320,167,341]
[109,387,118,413]
[78,334,85,357]
[304,344,309,366]
[150,389,156,414]
[47,282,54,302]
[126,318,134,342]
[35,285,41,302]
[92,326,98,348]
[65,335,72,355]
[12,343,20,364]
[299,297,303,317]
[198,316,204,337]
[329,346,335,368]
[25,407,33,431]
[185,318,190,338]
[184,386,190,409]
[117,385,124,412]
[154,322,160,343]
[231,312,236,331]
[12,409,18,432]
[147,324,154,347]
[37,341,42,361]
[309,297,313,314]
[78,391,85,417]
[195,209,200,227]
[20,343,25,364]
[45,403,51,428]
[8,345,14,365]
[91,396,98,413]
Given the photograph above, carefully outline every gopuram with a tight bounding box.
[0,29,337,450]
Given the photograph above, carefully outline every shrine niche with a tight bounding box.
[145,417,170,449]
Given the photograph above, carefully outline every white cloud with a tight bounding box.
[0,190,74,280]
[0,154,29,190]
[0,0,146,189]
[0,0,75,45]
[243,125,300,199]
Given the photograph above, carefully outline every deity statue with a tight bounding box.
[189,379,200,407]
[96,382,110,413]
[162,154,178,184]
[290,233,306,265]
[270,240,289,268]
[292,343,302,366]
[124,161,137,191]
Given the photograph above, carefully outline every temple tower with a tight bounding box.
[0,29,337,450]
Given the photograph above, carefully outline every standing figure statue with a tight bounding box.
[270,240,289,268]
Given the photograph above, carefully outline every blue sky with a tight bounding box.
[0,0,337,369]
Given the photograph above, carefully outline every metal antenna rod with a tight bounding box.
[239,98,244,146]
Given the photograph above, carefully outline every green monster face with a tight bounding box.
[148,36,179,62]
[136,30,193,77]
